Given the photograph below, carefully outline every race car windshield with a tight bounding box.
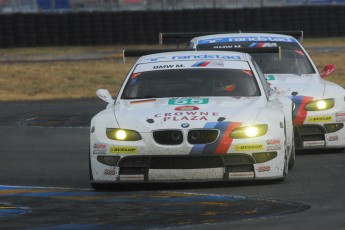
[121,68,261,99]
[251,50,315,74]
[196,42,315,74]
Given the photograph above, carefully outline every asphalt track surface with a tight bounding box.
[0,99,344,229]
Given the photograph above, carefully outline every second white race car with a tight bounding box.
[161,31,345,150]
[89,50,294,188]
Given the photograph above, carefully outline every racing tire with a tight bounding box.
[288,140,295,169]
[334,148,345,153]
[278,120,289,182]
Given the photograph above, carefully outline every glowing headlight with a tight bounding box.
[245,127,259,137]
[106,128,142,141]
[304,99,334,111]
[230,125,268,139]
[115,130,127,140]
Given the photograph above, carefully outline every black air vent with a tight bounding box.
[188,129,219,144]
[153,130,183,145]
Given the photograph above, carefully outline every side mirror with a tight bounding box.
[96,89,115,104]
[320,64,336,78]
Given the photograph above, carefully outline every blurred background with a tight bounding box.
[1,0,345,47]
[1,0,345,13]
[1,0,344,100]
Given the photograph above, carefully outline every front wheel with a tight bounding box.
[288,141,295,169]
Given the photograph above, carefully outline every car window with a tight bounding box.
[251,50,315,74]
[121,68,261,99]
[252,60,271,98]
[197,41,315,74]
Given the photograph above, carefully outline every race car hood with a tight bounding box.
[266,74,325,99]
[114,97,265,132]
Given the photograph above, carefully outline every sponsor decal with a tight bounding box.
[229,172,254,178]
[109,146,138,154]
[155,111,219,122]
[144,54,242,62]
[266,75,275,80]
[169,98,209,105]
[192,61,210,67]
[94,143,106,149]
[172,54,241,60]
[303,140,325,147]
[335,112,345,122]
[130,99,156,105]
[197,36,297,45]
[257,165,271,172]
[93,143,107,154]
[120,175,144,181]
[191,61,225,67]
[327,135,338,141]
[267,145,282,151]
[234,144,264,152]
[249,42,278,48]
[93,150,106,155]
[153,64,185,69]
[104,169,116,175]
[307,116,333,123]
[213,45,242,49]
[175,106,199,111]
[266,139,281,145]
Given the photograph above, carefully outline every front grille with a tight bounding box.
[187,129,219,144]
[296,125,325,135]
[152,130,183,145]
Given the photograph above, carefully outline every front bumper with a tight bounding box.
[294,123,345,149]
[90,153,285,183]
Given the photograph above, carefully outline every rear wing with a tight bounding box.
[158,31,303,45]
[122,46,281,63]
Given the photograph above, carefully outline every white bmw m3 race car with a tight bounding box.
[89,50,294,188]
[161,31,345,150]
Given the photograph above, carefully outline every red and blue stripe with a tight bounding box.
[290,96,313,125]
[190,121,242,155]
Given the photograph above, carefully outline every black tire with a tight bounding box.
[288,140,295,169]
[334,148,345,153]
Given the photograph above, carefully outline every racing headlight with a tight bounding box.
[230,125,268,139]
[106,128,142,141]
[304,99,334,111]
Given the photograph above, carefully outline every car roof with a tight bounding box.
[192,33,298,45]
[136,50,250,64]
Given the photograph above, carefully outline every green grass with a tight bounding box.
[0,41,344,101]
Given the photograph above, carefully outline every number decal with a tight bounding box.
[169,98,209,105]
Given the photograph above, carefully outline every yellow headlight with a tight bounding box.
[305,99,334,111]
[230,125,268,139]
[115,130,127,140]
[106,128,142,141]
[316,100,326,110]
[245,127,259,137]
